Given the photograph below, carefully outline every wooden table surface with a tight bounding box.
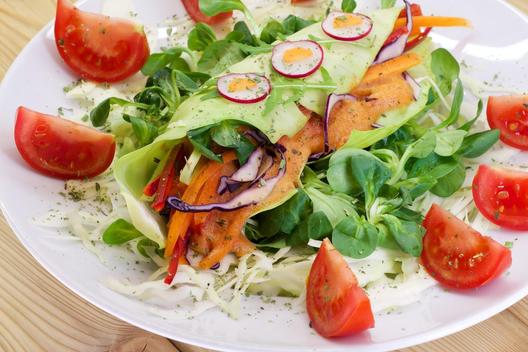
[1,1,528,351]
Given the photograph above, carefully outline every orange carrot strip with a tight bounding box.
[409,26,423,37]
[395,16,471,30]
[360,53,421,86]
[198,245,232,270]
[192,151,238,228]
[195,118,324,269]
[164,208,193,258]
[164,152,237,257]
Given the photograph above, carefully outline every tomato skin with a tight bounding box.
[421,204,512,290]
[487,95,528,150]
[14,107,116,180]
[181,0,232,25]
[54,0,150,83]
[472,165,528,231]
[306,239,374,338]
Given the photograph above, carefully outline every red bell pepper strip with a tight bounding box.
[164,231,190,285]
[151,146,181,212]
[405,27,432,51]
[399,3,423,18]
[385,4,424,48]
[383,26,409,47]
[143,177,160,197]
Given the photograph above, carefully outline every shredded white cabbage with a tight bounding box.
[416,76,452,111]
[180,148,202,185]
[107,246,435,318]
[367,265,436,313]
[33,170,153,265]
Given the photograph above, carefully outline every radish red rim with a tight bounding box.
[322,12,373,41]
[271,40,324,78]
[217,73,271,104]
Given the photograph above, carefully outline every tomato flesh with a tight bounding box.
[14,107,116,179]
[487,95,528,150]
[181,0,233,25]
[306,239,374,338]
[472,165,528,231]
[421,204,512,289]
[54,0,150,82]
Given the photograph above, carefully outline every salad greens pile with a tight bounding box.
[247,47,499,258]
[95,0,499,262]
[186,120,256,164]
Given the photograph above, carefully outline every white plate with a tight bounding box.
[1,0,527,351]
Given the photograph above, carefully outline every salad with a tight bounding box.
[13,0,528,339]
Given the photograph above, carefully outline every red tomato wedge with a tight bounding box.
[487,95,528,150]
[421,204,512,290]
[54,0,150,83]
[182,0,233,25]
[306,239,374,338]
[14,107,116,179]
[472,165,528,231]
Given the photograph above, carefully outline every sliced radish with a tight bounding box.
[217,73,271,104]
[322,12,373,42]
[271,40,324,78]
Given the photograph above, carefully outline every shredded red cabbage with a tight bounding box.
[168,144,287,213]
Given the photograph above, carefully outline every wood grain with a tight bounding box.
[0,1,527,351]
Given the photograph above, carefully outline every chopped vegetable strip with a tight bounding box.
[394,16,471,30]
[192,116,323,269]
[151,146,182,212]
[164,232,190,284]
[164,152,237,257]
[360,53,422,86]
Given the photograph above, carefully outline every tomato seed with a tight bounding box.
[509,122,519,131]
[497,190,510,199]
[34,123,48,137]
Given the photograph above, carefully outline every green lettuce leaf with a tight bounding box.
[113,7,410,247]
